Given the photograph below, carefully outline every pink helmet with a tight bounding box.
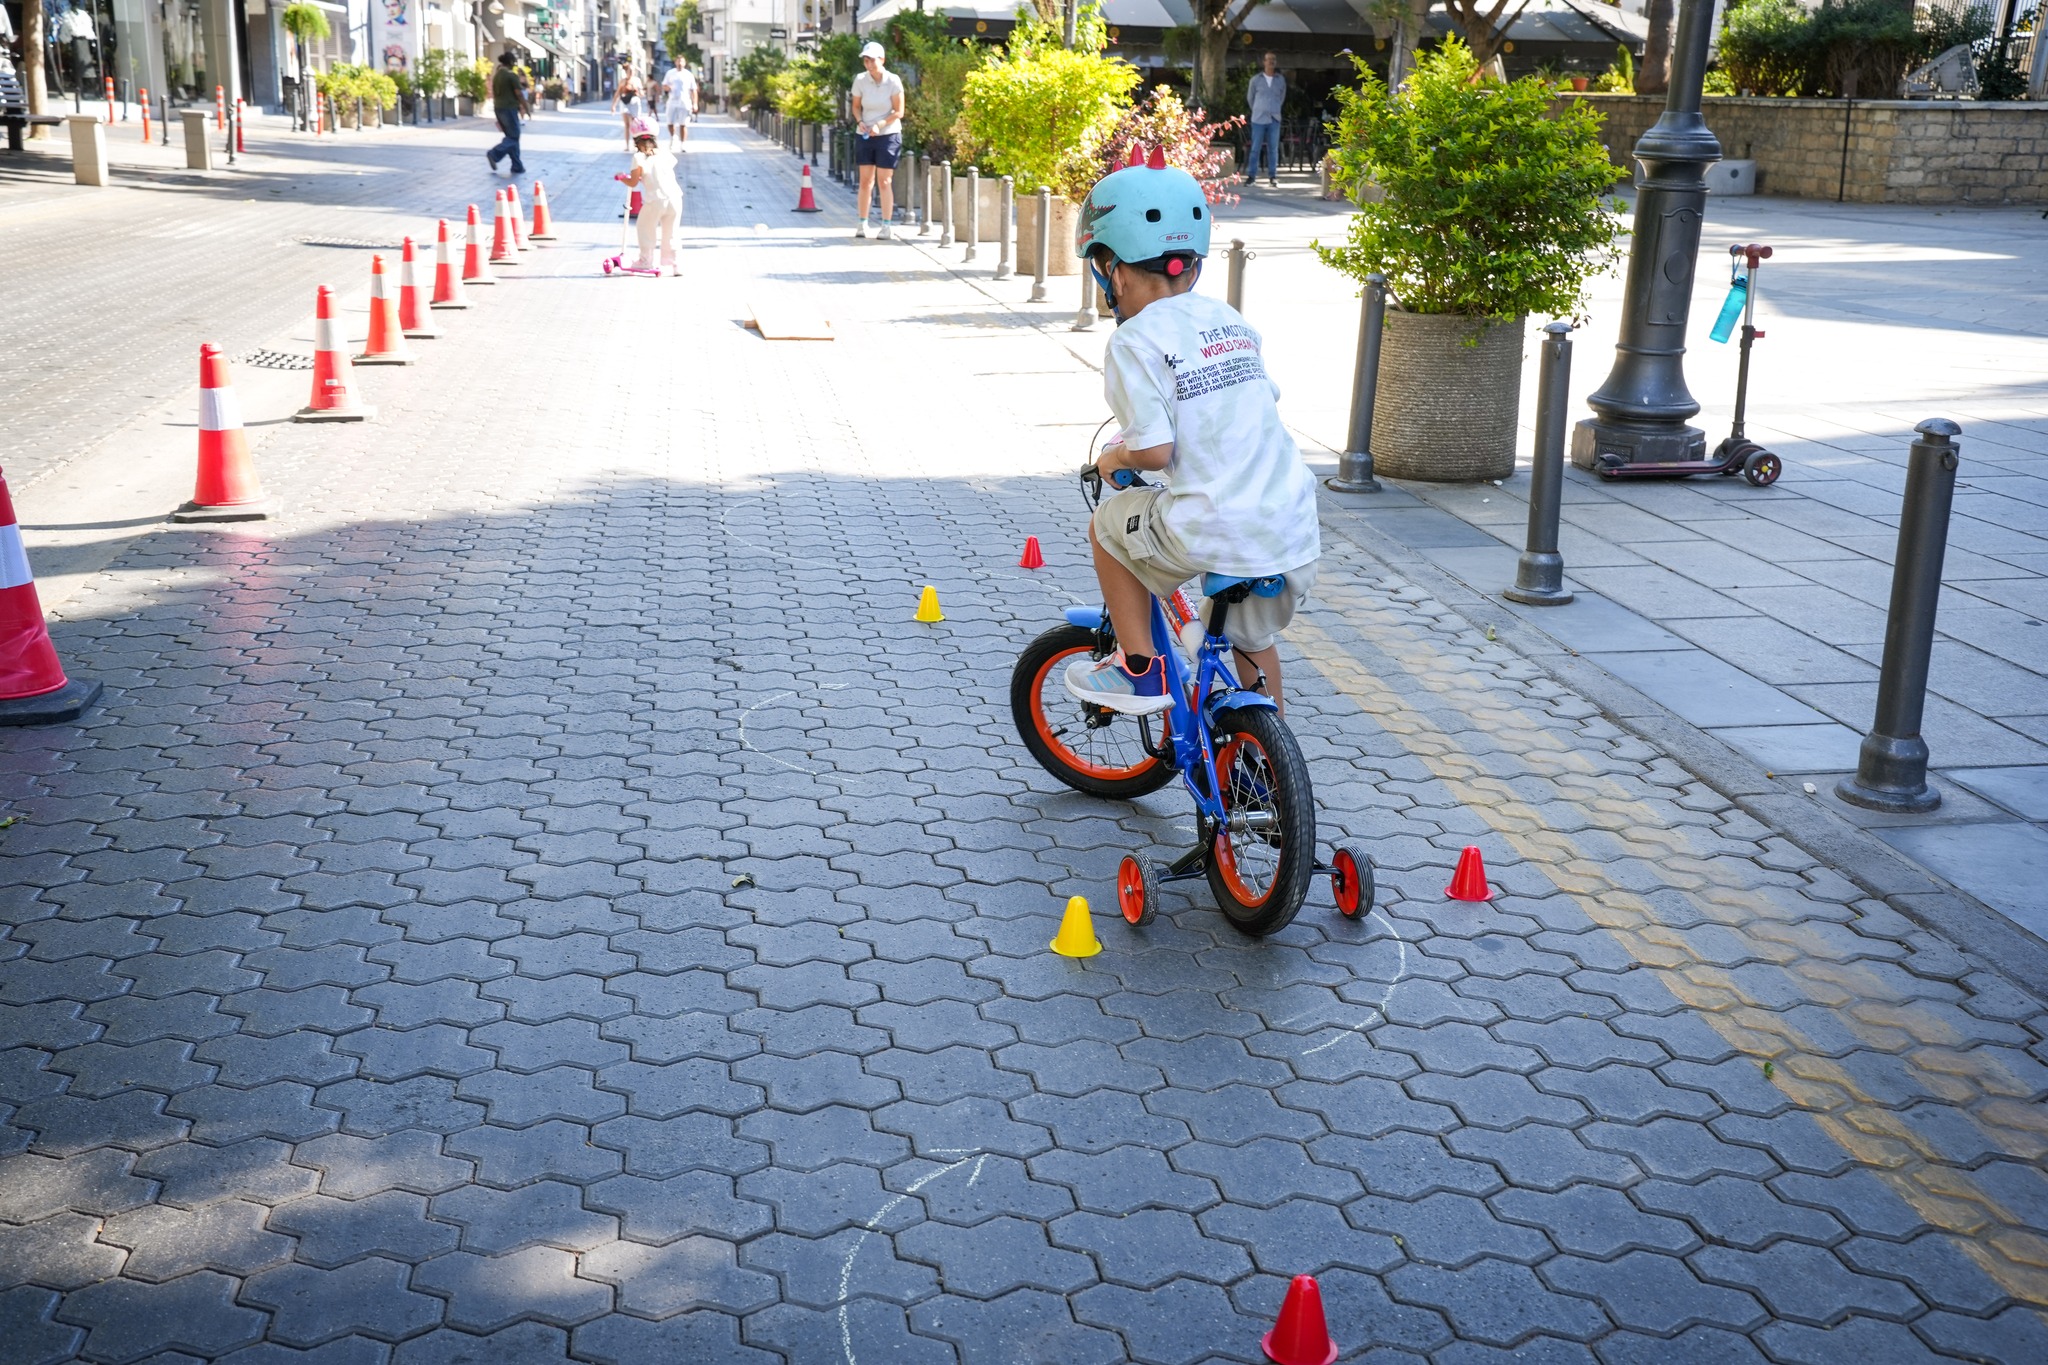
[630,116,659,141]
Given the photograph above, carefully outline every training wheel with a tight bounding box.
[1742,449,1783,487]
[1331,847,1374,918]
[1117,855,1159,927]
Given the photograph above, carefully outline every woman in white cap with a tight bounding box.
[850,40,905,239]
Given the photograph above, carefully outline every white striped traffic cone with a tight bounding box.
[463,203,498,285]
[529,181,557,240]
[355,255,417,366]
[430,219,469,310]
[172,343,271,523]
[507,183,529,253]
[0,469,101,725]
[489,190,519,266]
[398,236,441,338]
[294,286,375,423]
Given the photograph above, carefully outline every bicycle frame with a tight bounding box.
[1062,595,1278,829]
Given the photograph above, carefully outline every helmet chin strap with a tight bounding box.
[1090,258,1203,326]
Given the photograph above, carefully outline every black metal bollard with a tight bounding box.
[1836,419,1963,813]
[1505,323,1576,606]
[1226,239,1248,314]
[1327,274,1388,494]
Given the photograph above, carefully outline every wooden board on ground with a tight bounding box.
[747,302,834,341]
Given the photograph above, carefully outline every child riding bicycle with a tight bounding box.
[1065,147,1322,720]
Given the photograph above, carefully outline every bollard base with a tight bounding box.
[0,678,103,727]
[1326,450,1381,494]
[1834,732,1941,813]
[1504,552,1573,607]
[1504,585,1574,607]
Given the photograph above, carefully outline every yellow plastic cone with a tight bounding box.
[1049,896,1102,958]
[915,585,945,623]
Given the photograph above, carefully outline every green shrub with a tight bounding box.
[279,1,330,45]
[1093,85,1241,204]
[1589,45,1633,93]
[1719,0,1975,97]
[888,17,989,161]
[730,46,787,112]
[453,59,490,102]
[770,54,835,122]
[1316,39,1626,322]
[415,48,453,98]
[960,6,1137,187]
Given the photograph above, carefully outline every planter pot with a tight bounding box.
[1570,76,1590,92]
[1374,312,1525,482]
[456,95,475,117]
[1015,194,1079,277]
[951,175,1005,243]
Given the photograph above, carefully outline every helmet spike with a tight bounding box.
[1146,144,1167,170]
[1126,142,1145,168]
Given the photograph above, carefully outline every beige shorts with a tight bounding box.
[1091,485,1317,654]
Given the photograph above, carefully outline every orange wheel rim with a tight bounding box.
[1212,736,1278,907]
[1118,859,1144,923]
[1032,646,1163,782]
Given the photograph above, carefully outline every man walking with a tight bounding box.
[1247,52,1285,190]
[485,51,530,177]
[661,56,698,151]
[850,41,904,239]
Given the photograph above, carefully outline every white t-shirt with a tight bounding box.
[1104,290,1320,576]
[635,149,682,207]
[662,67,696,111]
[851,70,904,136]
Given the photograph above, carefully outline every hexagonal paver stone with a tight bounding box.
[584,1172,773,1245]
[443,1120,621,1189]
[0,1286,83,1365]
[239,1256,442,1346]
[100,1199,297,1280]
[571,1309,780,1365]
[1489,1184,1699,1259]
[1074,1278,1272,1365]
[1053,1210,1252,1288]
[743,1227,941,1308]
[911,1287,1127,1365]
[392,1321,571,1365]
[895,1216,1096,1298]
[55,1270,269,1361]
[0,1147,155,1223]
[431,1179,616,1255]
[1028,1146,1221,1216]
[1580,1118,1779,1182]
[1914,1305,2048,1363]
[1690,1241,1925,1326]
[1594,1325,1773,1364]
[899,1154,1075,1228]
[1542,1250,1768,1335]
[293,1130,474,1199]
[413,1247,613,1332]
[266,1191,462,1267]
[0,1213,129,1290]
[1632,1176,1846,1251]
[1386,1258,1611,1346]
[737,1162,914,1239]
[578,1235,778,1317]
[1170,1140,1362,1209]
[744,1299,959,1365]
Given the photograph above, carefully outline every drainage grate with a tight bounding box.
[236,349,315,371]
[291,235,407,250]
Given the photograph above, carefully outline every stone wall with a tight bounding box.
[1564,94,2048,205]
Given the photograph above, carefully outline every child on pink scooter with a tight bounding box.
[611,117,681,276]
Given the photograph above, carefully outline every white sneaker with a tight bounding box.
[879,222,893,239]
[855,220,868,239]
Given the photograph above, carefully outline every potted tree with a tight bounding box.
[279,2,329,132]
[1318,40,1623,481]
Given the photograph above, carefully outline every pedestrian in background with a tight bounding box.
[485,51,530,177]
[849,41,904,240]
[662,57,697,151]
[1246,52,1285,190]
[612,65,643,148]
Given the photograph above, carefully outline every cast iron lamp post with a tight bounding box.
[1570,0,1722,472]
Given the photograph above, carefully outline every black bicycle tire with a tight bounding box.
[1205,707,1317,936]
[1010,624,1176,800]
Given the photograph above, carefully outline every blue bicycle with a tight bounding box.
[1010,464,1374,937]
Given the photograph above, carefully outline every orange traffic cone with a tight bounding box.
[1446,845,1493,901]
[355,255,417,366]
[171,343,270,523]
[507,183,529,253]
[1261,1275,1338,1365]
[489,189,519,266]
[529,180,557,240]
[294,286,375,423]
[430,218,469,310]
[1019,536,1045,570]
[0,470,101,725]
[793,164,821,213]
[462,204,498,286]
[398,236,441,338]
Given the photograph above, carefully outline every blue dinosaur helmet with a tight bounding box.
[1075,144,1212,267]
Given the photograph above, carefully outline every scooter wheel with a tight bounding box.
[602,259,614,275]
[1332,847,1374,918]
[1117,855,1159,927]
[1743,449,1783,487]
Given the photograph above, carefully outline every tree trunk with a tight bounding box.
[1385,0,1430,87]
[1639,0,1674,95]
[1196,26,1228,111]
[24,0,49,135]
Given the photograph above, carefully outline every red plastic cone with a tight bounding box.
[1019,535,1044,570]
[793,164,821,213]
[0,469,101,725]
[398,236,441,338]
[295,286,375,423]
[431,218,470,309]
[489,189,519,265]
[1446,845,1492,901]
[355,255,417,366]
[172,344,270,522]
[1262,1275,1338,1365]
[507,183,529,253]
[462,204,498,286]
[529,180,556,240]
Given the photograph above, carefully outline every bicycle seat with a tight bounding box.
[1202,573,1287,600]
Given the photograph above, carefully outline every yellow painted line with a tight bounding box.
[1292,568,2048,1311]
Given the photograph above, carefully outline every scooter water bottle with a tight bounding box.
[1708,275,1748,344]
